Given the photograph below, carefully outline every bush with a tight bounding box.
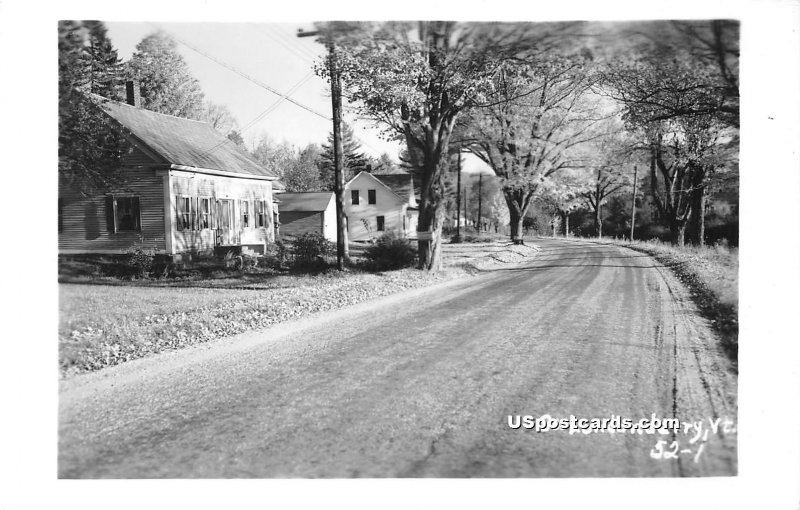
[291,232,334,270]
[364,231,417,270]
[125,246,157,278]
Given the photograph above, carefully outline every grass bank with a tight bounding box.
[59,240,538,377]
[598,237,738,367]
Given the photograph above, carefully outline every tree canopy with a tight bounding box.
[126,31,205,119]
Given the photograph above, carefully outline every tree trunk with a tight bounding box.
[689,183,707,246]
[417,198,445,271]
[509,209,524,245]
[670,221,687,247]
[595,205,603,238]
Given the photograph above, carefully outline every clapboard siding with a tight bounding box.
[58,168,166,253]
[170,171,275,254]
[345,173,410,241]
[121,145,160,167]
[280,211,323,238]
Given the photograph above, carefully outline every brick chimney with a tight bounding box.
[125,80,141,107]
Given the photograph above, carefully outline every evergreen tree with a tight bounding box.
[59,20,130,195]
[82,20,124,100]
[318,123,370,190]
[126,31,205,119]
[371,152,400,174]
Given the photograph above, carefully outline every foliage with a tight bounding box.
[251,135,295,175]
[126,31,206,119]
[282,144,324,192]
[291,232,334,269]
[125,246,157,278]
[226,130,245,147]
[364,231,418,270]
[202,101,238,133]
[463,51,607,242]
[58,20,130,195]
[598,22,739,245]
[370,152,400,174]
[322,21,541,270]
[318,123,371,190]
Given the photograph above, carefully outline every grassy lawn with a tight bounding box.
[598,237,738,366]
[59,240,538,377]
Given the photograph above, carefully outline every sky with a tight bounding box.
[104,21,495,174]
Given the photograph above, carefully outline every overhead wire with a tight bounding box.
[148,23,392,158]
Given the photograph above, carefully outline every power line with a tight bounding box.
[149,23,331,122]
[148,24,389,158]
[198,71,315,158]
[268,25,321,60]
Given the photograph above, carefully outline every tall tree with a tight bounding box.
[281,144,324,192]
[371,152,400,174]
[59,20,130,195]
[464,55,606,243]
[318,122,370,189]
[202,101,238,133]
[251,134,295,176]
[328,21,544,269]
[126,31,205,119]
[82,20,124,100]
[603,45,737,246]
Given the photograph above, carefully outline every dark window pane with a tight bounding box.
[368,189,376,204]
[351,190,360,205]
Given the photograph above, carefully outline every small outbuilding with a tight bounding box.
[276,192,336,242]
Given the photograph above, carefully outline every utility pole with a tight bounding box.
[477,173,483,233]
[630,165,638,242]
[455,152,462,242]
[464,184,468,232]
[298,28,348,270]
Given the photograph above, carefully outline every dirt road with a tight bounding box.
[58,238,737,478]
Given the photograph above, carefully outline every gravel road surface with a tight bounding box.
[59,238,737,478]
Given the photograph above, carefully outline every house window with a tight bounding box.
[177,196,193,231]
[256,200,268,228]
[198,198,211,230]
[241,200,250,228]
[368,189,376,205]
[351,190,360,205]
[377,215,385,231]
[109,195,141,232]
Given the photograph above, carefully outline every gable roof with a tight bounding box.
[345,171,418,206]
[90,95,277,179]
[276,192,334,212]
[373,174,417,203]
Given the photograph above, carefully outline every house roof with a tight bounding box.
[373,174,418,203]
[276,192,334,212]
[91,95,277,179]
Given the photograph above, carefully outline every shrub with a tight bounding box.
[125,246,157,278]
[242,254,259,270]
[364,231,417,270]
[291,232,334,270]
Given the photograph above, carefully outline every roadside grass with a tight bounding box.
[597,237,738,367]
[59,240,538,377]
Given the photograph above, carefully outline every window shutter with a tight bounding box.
[190,197,197,230]
[176,196,183,230]
[132,197,141,231]
[105,195,116,233]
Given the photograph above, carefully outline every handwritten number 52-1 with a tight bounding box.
[650,440,679,459]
